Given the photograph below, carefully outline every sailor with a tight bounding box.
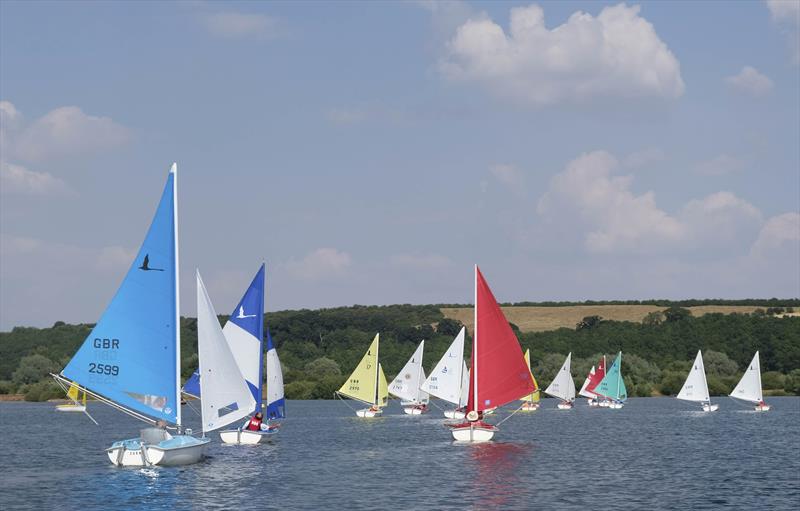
[245,412,267,431]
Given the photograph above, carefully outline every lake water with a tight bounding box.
[1,397,798,510]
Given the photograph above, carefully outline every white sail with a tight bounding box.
[265,344,284,411]
[197,271,256,433]
[389,341,426,403]
[677,351,711,403]
[578,365,597,399]
[420,328,466,405]
[419,368,430,403]
[459,363,469,407]
[544,353,576,402]
[729,351,763,404]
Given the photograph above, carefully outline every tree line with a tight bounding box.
[1,304,798,401]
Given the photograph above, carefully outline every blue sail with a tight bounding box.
[183,264,265,411]
[265,329,286,419]
[594,352,628,402]
[62,171,179,424]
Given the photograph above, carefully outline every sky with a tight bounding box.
[1,0,798,330]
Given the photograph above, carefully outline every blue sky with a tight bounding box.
[1,0,798,329]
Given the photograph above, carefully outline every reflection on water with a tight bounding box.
[469,442,534,508]
[0,398,798,510]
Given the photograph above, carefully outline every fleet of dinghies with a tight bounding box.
[52,164,777,466]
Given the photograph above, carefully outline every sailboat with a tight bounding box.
[53,164,210,466]
[183,264,283,444]
[544,353,576,409]
[389,341,429,414]
[519,349,540,411]
[593,351,627,409]
[449,266,535,442]
[195,271,258,443]
[420,327,470,419]
[55,381,87,412]
[336,334,389,417]
[729,351,770,412]
[676,350,718,412]
[579,355,606,407]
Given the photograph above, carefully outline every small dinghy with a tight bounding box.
[54,164,209,466]
[55,381,87,413]
[677,350,718,412]
[579,356,607,407]
[449,266,535,442]
[730,351,770,412]
[544,353,576,409]
[421,327,469,419]
[336,334,388,417]
[390,341,430,414]
[519,350,540,411]
[593,352,627,409]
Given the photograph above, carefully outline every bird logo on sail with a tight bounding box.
[138,254,164,271]
[236,306,256,319]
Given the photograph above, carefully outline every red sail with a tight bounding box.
[467,266,535,414]
[586,356,606,392]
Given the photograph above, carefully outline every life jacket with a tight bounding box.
[246,416,262,431]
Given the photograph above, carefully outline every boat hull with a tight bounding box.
[55,404,86,412]
[598,400,611,408]
[608,401,624,410]
[219,428,277,445]
[402,404,428,415]
[701,403,719,412]
[356,408,382,418]
[556,401,573,410]
[107,435,209,467]
[443,409,466,419]
[754,403,770,412]
[520,402,539,411]
[450,422,497,442]
[587,398,600,407]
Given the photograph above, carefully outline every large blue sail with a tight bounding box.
[62,170,178,424]
[265,329,286,419]
[183,265,265,410]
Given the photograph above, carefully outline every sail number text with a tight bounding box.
[93,338,120,349]
[89,363,119,376]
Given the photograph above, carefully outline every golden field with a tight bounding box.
[440,305,764,334]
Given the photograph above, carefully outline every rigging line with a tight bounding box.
[184,398,201,417]
[51,374,158,427]
[495,402,526,427]
[334,392,360,413]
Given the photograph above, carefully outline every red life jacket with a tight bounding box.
[246,416,262,431]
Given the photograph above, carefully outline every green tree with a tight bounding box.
[12,354,58,385]
[663,306,692,322]
[436,318,463,337]
[762,371,785,390]
[703,350,738,377]
[304,357,342,378]
[576,316,602,330]
[642,311,664,326]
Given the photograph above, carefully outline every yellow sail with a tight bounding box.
[337,333,380,405]
[520,349,540,403]
[66,382,80,402]
[377,363,389,407]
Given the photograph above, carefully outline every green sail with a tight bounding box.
[594,352,627,402]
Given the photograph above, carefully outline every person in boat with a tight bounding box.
[243,412,279,432]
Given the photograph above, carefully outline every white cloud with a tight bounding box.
[766,0,800,24]
[725,66,774,96]
[0,161,73,196]
[536,151,763,255]
[751,212,800,258]
[284,248,352,281]
[202,11,283,39]
[694,154,746,176]
[439,3,684,107]
[390,253,452,270]
[489,163,524,188]
[6,104,129,162]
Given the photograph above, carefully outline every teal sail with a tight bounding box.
[593,351,627,402]
[62,168,180,424]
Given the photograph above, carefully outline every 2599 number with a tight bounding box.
[89,363,119,376]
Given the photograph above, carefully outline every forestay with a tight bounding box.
[677,351,710,403]
[544,352,576,402]
[729,351,763,404]
[420,328,466,406]
[61,171,179,424]
[197,271,256,433]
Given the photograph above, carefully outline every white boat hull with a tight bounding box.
[701,403,719,412]
[219,428,277,445]
[55,404,86,412]
[107,435,209,467]
[356,408,382,418]
[754,403,770,412]
[557,401,573,410]
[598,400,611,408]
[444,409,466,419]
[402,404,428,415]
[608,401,624,410]
[450,422,497,442]
[520,402,539,411]
[587,398,600,407]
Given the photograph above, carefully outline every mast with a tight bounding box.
[375,334,380,406]
[700,351,710,404]
[259,262,266,412]
[172,162,181,429]
[616,352,621,401]
[755,351,763,402]
[417,340,424,403]
[473,264,478,413]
